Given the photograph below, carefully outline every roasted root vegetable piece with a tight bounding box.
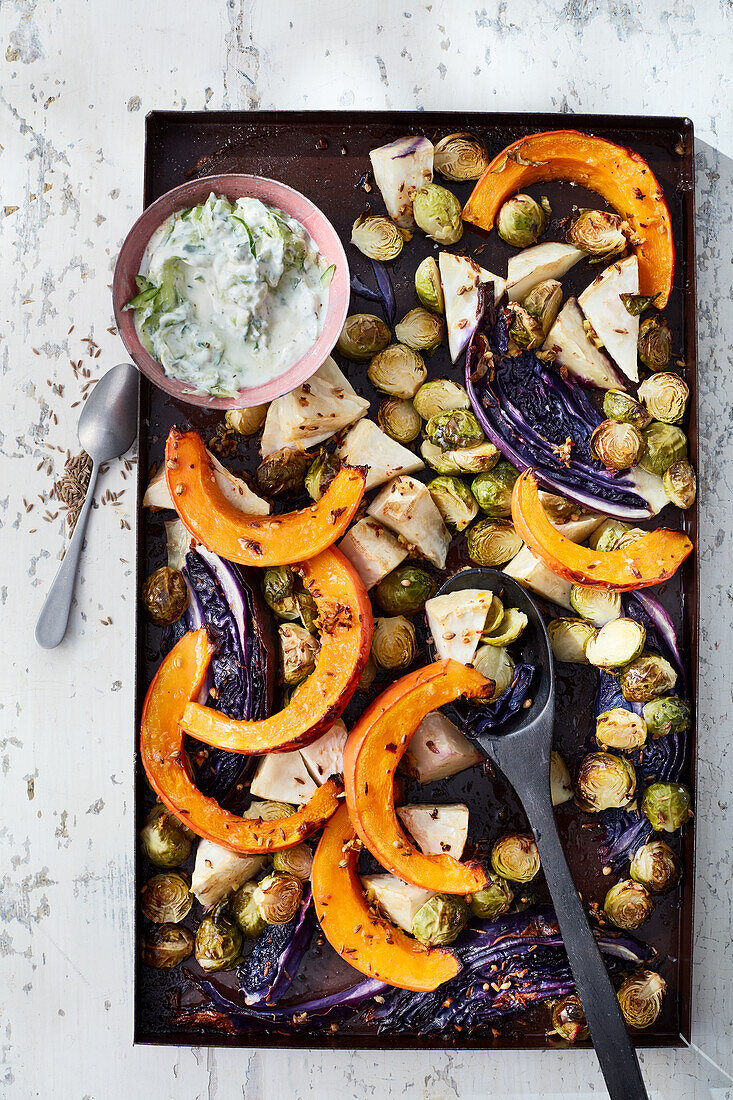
[165,429,366,567]
[140,629,343,854]
[462,130,675,307]
[312,805,461,991]
[343,660,492,894]
[511,469,692,591]
[403,710,483,782]
[181,548,373,754]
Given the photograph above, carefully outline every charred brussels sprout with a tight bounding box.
[472,461,519,517]
[140,804,193,868]
[225,405,268,436]
[550,751,573,806]
[491,833,540,883]
[194,904,243,973]
[575,752,636,812]
[497,193,547,248]
[469,874,514,920]
[638,372,689,424]
[663,460,696,509]
[566,209,628,260]
[304,451,340,501]
[630,840,681,895]
[590,420,645,471]
[336,313,391,361]
[506,303,546,350]
[426,409,484,451]
[427,476,479,531]
[585,618,646,669]
[378,398,422,444]
[254,872,303,924]
[638,315,673,371]
[642,695,691,739]
[262,566,300,620]
[255,446,309,497]
[141,872,193,924]
[376,566,436,617]
[640,782,692,832]
[243,800,296,822]
[569,585,622,627]
[368,344,427,399]
[278,623,319,685]
[230,881,266,938]
[467,519,523,567]
[522,279,563,335]
[433,132,490,181]
[422,440,500,475]
[602,389,652,430]
[603,879,654,930]
[142,923,194,969]
[413,378,470,420]
[414,256,445,313]
[620,653,677,703]
[413,184,463,245]
[595,708,648,753]
[395,308,444,355]
[412,894,469,946]
[142,566,189,626]
[372,615,417,670]
[351,213,404,261]
[272,844,314,881]
[617,970,666,1029]
[548,618,595,664]
[551,994,589,1042]
[473,645,515,703]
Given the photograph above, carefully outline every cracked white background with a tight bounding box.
[1,1,732,1097]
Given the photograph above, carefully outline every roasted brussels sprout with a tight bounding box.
[255,446,309,497]
[412,893,469,946]
[279,623,319,685]
[522,279,563,335]
[469,874,514,920]
[602,389,652,430]
[569,585,622,627]
[548,618,595,664]
[467,518,523,567]
[356,652,377,693]
[142,923,194,969]
[550,750,573,806]
[376,565,437,617]
[638,315,673,372]
[506,303,546,350]
[304,451,341,501]
[590,419,645,471]
[642,695,691,739]
[595,708,647,753]
[473,644,515,703]
[272,843,314,881]
[620,293,659,317]
[588,519,636,553]
[225,405,268,436]
[604,879,654,930]
[351,213,404,261]
[640,782,692,832]
[551,994,589,1042]
[663,460,696,509]
[482,608,528,647]
[368,344,427,399]
[395,308,445,355]
[141,872,193,924]
[242,800,296,822]
[491,833,540,883]
[262,566,300,620]
[254,872,303,924]
[377,397,422,444]
[433,132,490,181]
[497,193,547,248]
[638,372,689,424]
[480,593,505,637]
[472,461,519,517]
[566,209,628,260]
[630,840,681,895]
[425,409,484,451]
[585,618,646,669]
[414,256,445,313]
[140,804,193,868]
[413,184,463,245]
[617,970,667,1029]
[142,566,189,626]
[194,904,243,973]
[620,653,677,703]
[413,378,470,420]
[575,752,636,812]
[336,313,391,361]
[421,441,497,475]
[230,880,266,938]
[427,475,479,531]
[372,615,417,670]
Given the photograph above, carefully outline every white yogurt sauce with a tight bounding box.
[129,193,330,396]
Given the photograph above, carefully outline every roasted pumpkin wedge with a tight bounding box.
[312,805,461,991]
[343,661,492,894]
[511,469,692,591]
[463,130,675,307]
[165,428,366,566]
[181,547,373,753]
[140,629,342,854]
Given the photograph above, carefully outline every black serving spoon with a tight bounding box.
[436,568,648,1100]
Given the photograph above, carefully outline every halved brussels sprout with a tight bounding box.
[368,344,427,399]
[140,804,193,868]
[473,644,515,703]
[411,893,469,945]
[587,519,634,553]
[272,844,314,881]
[194,904,243,973]
[569,585,622,627]
[351,213,404,261]
[395,308,444,355]
[550,750,573,806]
[336,313,391,362]
[262,566,300,621]
[230,881,266,938]
[472,461,519,517]
[537,491,581,523]
[642,695,691,739]
[376,565,437,617]
[548,618,595,664]
[595,708,647,753]
[413,379,470,420]
[256,446,309,497]
[507,303,546,350]
[615,527,648,551]
[427,475,479,531]
[630,840,681,894]
[414,256,445,313]
[378,398,422,444]
[638,315,673,371]
[254,872,303,924]
[481,594,505,637]
[575,752,636,811]
[620,653,677,703]
[356,652,377,693]
[482,608,528,647]
[142,566,189,626]
[372,615,417,670]
[585,618,646,669]
[640,781,692,832]
[141,872,193,924]
[142,923,194,969]
[425,409,484,451]
[469,874,514,920]
[602,389,652,430]
[551,994,589,1042]
[225,405,269,436]
[566,209,628,260]
[620,293,659,317]
[491,833,540,883]
[497,194,548,248]
[421,440,499,476]
[467,518,523,567]
[522,279,563,335]
[433,132,490,181]
[637,372,689,424]
[413,184,463,245]
[305,451,341,501]
[590,420,645,471]
[617,970,667,1029]
[603,879,654,930]
[242,800,297,822]
[279,623,319,685]
[663,460,696,509]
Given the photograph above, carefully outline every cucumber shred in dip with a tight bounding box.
[125,193,332,397]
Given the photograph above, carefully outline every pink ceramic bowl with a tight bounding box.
[112,175,349,409]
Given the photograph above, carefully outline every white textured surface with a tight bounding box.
[2,1,732,1097]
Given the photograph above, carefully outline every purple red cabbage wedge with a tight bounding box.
[237,889,315,1007]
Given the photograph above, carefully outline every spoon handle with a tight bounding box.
[35,462,99,649]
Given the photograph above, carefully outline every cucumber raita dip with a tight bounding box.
[126,193,332,397]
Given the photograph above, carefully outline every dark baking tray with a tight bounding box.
[133,111,697,1050]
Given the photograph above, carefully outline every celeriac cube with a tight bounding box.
[425,589,495,664]
[403,710,483,783]
[338,419,424,491]
[249,751,317,806]
[338,518,408,590]
[191,839,265,908]
[299,720,349,784]
[360,873,436,931]
[368,475,450,569]
[397,803,469,859]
